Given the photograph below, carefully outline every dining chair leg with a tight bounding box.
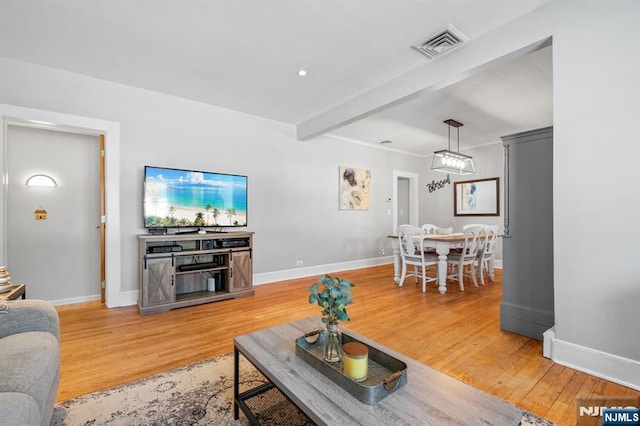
[488,257,495,281]
[471,264,479,287]
[399,262,407,287]
[457,264,465,291]
[477,259,485,285]
[421,267,427,293]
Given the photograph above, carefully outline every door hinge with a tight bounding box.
[100,150,105,158]
[101,280,106,289]
[101,215,106,224]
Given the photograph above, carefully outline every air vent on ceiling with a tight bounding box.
[411,24,468,59]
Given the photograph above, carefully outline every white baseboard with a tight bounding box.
[253,256,394,285]
[118,290,139,307]
[542,326,555,359]
[547,334,640,391]
[49,290,139,308]
[49,294,101,306]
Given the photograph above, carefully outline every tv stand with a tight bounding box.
[138,231,254,315]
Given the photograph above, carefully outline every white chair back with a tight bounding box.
[421,224,438,235]
[397,225,424,259]
[481,225,499,258]
[460,225,483,260]
[463,223,488,231]
[477,225,500,285]
[397,224,438,292]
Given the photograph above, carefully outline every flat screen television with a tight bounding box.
[143,166,247,229]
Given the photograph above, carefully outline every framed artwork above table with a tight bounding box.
[454,177,499,216]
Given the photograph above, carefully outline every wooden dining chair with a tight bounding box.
[397,225,438,292]
[446,225,483,291]
[477,225,499,285]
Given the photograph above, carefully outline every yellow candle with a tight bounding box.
[343,342,368,382]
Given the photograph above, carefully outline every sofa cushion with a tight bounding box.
[0,331,60,420]
[0,392,42,426]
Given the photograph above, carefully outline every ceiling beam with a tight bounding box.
[296,9,553,141]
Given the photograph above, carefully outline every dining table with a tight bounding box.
[388,232,493,294]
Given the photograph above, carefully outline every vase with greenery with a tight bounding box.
[308,275,354,362]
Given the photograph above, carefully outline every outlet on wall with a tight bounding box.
[296,260,303,266]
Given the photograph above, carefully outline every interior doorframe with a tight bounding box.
[392,170,419,232]
[0,104,122,307]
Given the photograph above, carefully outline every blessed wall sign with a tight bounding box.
[426,174,451,193]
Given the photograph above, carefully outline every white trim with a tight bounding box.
[253,256,393,285]
[392,170,419,233]
[548,335,640,391]
[543,326,555,359]
[0,104,122,308]
[48,294,102,306]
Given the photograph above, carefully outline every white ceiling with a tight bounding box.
[0,0,553,156]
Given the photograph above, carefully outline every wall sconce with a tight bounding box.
[25,174,57,187]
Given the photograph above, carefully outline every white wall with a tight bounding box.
[416,0,640,389]
[0,56,423,299]
[471,0,640,389]
[420,142,504,263]
[549,0,640,388]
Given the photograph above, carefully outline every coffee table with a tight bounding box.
[233,317,523,425]
[0,283,26,301]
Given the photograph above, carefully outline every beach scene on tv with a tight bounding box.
[144,167,247,228]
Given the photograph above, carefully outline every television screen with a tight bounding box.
[144,166,247,228]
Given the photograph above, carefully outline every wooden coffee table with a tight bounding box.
[0,283,26,301]
[233,317,523,425]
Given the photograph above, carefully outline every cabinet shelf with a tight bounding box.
[138,231,254,315]
[175,266,227,275]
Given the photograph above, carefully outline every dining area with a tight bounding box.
[389,224,500,295]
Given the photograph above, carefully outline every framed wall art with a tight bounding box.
[339,166,371,210]
[454,177,499,216]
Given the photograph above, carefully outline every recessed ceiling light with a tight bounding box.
[297,69,307,77]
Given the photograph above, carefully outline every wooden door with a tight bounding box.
[142,257,175,306]
[229,250,252,292]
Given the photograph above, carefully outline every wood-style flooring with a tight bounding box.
[55,264,639,425]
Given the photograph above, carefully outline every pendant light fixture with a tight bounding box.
[431,119,475,175]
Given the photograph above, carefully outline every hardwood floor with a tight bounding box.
[55,264,638,425]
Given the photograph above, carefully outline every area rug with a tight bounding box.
[51,353,553,425]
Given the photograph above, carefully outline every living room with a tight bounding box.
[1,0,639,424]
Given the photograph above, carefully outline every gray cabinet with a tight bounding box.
[138,232,254,315]
[500,127,554,340]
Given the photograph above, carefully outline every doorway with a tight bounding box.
[7,125,101,302]
[392,170,419,232]
[0,104,122,307]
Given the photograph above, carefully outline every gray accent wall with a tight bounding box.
[500,127,553,340]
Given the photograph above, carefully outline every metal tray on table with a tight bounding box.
[294,330,407,405]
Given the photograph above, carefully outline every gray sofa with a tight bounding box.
[0,299,60,426]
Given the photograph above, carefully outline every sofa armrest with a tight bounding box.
[0,300,60,341]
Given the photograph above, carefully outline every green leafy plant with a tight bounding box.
[308,275,354,324]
